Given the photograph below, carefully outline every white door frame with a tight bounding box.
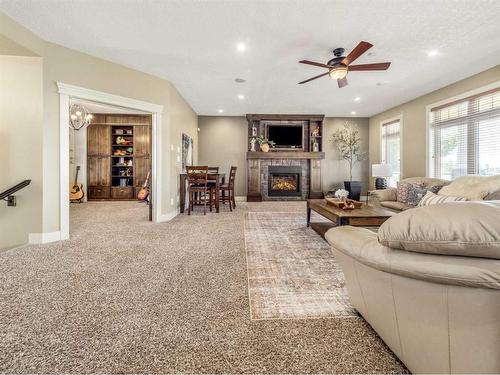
[57,82,164,240]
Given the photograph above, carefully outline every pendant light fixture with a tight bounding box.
[69,103,93,130]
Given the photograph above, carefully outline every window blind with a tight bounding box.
[429,88,500,180]
[381,119,401,186]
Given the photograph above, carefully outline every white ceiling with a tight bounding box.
[1,0,500,117]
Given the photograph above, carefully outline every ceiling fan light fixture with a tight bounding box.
[329,65,348,80]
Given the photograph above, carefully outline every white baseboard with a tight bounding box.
[158,209,179,222]
[28,231,61,244]
[235,196,247,202]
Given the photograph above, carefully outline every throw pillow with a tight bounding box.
[438,175,500,201]
[407,185,443,206]
[397,182,423,203]
[418,191,466,206]
[378,201,500,259]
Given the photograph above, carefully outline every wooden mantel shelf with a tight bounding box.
[247,151,325,160]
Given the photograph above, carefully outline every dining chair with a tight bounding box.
[220,166,237,211]
[186,166,214,215]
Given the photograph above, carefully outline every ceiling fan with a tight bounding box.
[298,41,391,88]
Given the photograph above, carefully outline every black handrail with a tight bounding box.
[0,180,31,201]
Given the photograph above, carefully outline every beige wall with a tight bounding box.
[323,117,369,194]
[198,116,370,196]
[1,13,197,247]
[0,55,43,249]
[198,116,247,196]
[369,65,500,186]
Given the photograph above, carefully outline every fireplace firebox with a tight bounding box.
[268,166,301,197]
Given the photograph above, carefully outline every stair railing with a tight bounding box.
[0,180,31,206]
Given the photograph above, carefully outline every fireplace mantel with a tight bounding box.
[247,151,325,160]
[246,113,325,202]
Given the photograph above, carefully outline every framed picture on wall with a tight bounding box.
[182,133,193,173]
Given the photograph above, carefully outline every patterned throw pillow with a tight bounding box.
[407,185,443,206]
[418,191,467,206]
[397,182,423,203]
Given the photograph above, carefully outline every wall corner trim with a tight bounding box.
[29,231,61,244]
[159,210,179,222]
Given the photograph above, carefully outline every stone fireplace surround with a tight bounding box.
[246,114,325,202]
[247,151,324,201]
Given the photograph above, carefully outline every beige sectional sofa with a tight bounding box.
[371,176,500,211]
[326,201,500,374]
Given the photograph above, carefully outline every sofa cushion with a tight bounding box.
[380,201,412,211]
[401,176,450,188]
[485,190,500,200]
[326,226,500,289]
[370,188,397,202]
[418,191,466,206]
[378,201,500,259]
[397,182,423,203]
[407,185,443,206]
[438,175,500,201]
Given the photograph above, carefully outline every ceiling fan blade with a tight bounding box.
[349,62,391,71]
[299,60,332,69]
[298,72,330,84]
[337,77,348,88]
[342,41,373,65]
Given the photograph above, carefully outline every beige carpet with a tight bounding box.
[245,211,356,320]
[0,201,408,374]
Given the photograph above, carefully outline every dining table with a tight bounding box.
[179,172,225,213]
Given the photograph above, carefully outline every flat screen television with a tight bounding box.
[267,125,303,149]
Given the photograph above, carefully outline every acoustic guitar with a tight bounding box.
[69,166,84,202]
[137,171,150,201]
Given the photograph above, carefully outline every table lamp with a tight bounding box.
[372,164,392,189]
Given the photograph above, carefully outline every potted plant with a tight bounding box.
[330,121,367,201]
[255,136,275,152]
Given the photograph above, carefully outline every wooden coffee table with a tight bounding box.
[307,199,395,238]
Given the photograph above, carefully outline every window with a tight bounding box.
[429,88,500,179]
[381,119,401,187]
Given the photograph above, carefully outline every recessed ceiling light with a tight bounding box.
[376,82,383,86]
[354,97,361,102]
[236,42,246,52]
[237,94,245,100]
[427,50,439,57]
[234,78,246,83]
[351,111,357,115]
[218,109,224,113]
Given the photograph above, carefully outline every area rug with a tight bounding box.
[244,211,357,320]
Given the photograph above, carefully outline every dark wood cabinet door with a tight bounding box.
[87,125,110,156]
[111,187,133,199]
[98,126,111,156]
[99,157,110,186]
[87,126,100,156]
[88,186,110,199]
[87,156,101,186]
[88,157,110,187]
[134,156,151,188]
[134,125,151,157]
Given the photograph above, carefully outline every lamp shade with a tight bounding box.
[372,163,392,177]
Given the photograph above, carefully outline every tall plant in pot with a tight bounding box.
[330,121,367,201]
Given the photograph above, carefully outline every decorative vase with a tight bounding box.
[260,143,270,152]
[344,181,362,201]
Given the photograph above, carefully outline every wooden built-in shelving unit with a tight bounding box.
[87,114,151,200]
